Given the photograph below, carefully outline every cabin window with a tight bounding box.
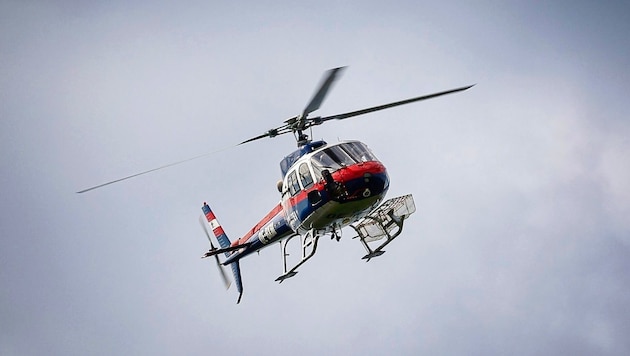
[298,163,314,189]
[287,171,301,196]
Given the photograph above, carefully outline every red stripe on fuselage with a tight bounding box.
[335,160,386,182]
[232,203,283,247]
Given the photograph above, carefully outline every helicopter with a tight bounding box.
[78,67,473,303]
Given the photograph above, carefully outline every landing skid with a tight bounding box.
[275,229,321,282]
[350,194,416,261]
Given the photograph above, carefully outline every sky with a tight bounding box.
[2,1,630,355]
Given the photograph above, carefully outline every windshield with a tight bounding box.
[342,141,377,162]
[311,142,377,178]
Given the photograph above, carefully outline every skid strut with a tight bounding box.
[275,229,321,282]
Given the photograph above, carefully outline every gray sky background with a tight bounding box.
[2,1,629,355]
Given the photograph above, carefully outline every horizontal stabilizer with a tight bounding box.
[201,243,251,259]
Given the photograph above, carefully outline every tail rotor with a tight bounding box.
[199,215,231,289]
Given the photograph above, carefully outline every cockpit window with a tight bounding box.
[311,146,353,171]
[310,142,377,178]
[298,163,314,189]
[341,141,377,162]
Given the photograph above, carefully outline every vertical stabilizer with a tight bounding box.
[201,202,245,303]
[202,203,232,251]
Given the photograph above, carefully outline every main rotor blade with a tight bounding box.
[237,123,292,145]
[318,84,474,123]
[76,145,234,193]
[239,67,346,146]
[238,132,273,145]
[302,66,346,117]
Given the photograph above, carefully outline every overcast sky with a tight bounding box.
[2,1,630,355]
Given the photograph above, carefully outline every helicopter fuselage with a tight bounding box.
[76,66,472,303]
[223,140,389,264]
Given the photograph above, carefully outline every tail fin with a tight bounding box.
[202,202,232,251]
[201,202,244,303]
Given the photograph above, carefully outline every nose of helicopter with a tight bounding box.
[332,161,390,200]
